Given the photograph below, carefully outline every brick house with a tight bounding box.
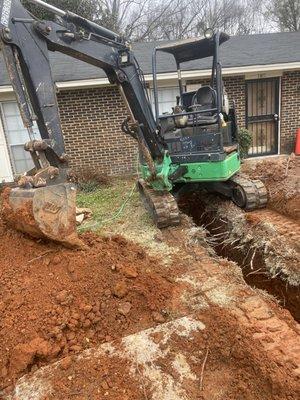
[0,31,299,182]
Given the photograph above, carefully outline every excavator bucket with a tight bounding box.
[2,183,83,248]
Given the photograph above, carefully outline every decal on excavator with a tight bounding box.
[1,0,12,27]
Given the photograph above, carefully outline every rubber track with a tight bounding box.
[231,175,268,210]
[137,179,180,228]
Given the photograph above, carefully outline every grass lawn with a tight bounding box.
[76,177,176,259]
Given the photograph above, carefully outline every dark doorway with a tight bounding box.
[246,78,279,156]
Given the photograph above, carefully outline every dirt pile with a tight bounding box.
[0,219,174,392]
[10,308,300,400]
[242,156,300,220]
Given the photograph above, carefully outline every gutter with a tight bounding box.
[1,61,300,93]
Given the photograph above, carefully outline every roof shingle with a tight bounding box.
[1,31,300,86]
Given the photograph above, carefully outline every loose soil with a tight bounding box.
[9,308,299,400]
[242,155,299,220]
[0,219,174,393]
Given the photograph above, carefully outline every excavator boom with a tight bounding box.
[0,0,164,245]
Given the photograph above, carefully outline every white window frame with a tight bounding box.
[0,108,13,182]
[149,85,181,116]
[0,100,40,175]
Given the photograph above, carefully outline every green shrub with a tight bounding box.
[237,128,252,159]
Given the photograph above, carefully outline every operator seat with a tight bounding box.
[189,85,218,124]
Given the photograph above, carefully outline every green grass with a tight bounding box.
[76,177,176,258]
[76,178,139,231]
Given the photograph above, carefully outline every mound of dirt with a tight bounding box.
[0,219,174,392]
[10,308,299,400]
[242,156,300,220]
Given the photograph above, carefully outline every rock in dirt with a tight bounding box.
[76,214,85,225]
[76,207,92,218]
[76,208,93,226]
[112,281,129,298]
[118,302,132,315]
[152,311,166,323]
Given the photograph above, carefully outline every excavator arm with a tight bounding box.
[0,0,165,245]
[0,0,164,171]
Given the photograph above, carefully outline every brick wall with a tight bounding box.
[223,76,246,129]
[280,71,300,153]
[57,86,137,175]
[55,72,298,175]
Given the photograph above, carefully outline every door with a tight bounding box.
[0,102,41,174]
[246,78,279,156]
[0,114,13,182]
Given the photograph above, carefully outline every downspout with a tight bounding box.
[214,31,222,116]
[214,31,224,149]
[177,62,183,97]
[152,48,159,124]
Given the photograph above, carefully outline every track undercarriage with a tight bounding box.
[137,179,180,228]
[138,174,268,229]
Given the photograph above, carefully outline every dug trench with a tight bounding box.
[179,189,300,323]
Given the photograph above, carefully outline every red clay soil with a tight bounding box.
[0,219,174,392]
[10,308,300,400]
[242,156,300,220]
[1,183,299,398]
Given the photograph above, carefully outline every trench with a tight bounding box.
[179,192,300,323]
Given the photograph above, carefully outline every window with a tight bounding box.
[0,102,41,174]
[151,87,180,115]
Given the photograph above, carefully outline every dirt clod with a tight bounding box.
[10,337,51,375]
[242,156,299,220]
[118,301,132,315]
[60,356,72,370]
[152,311,166,323]
[112,281,129,298]
[121,265,139,278]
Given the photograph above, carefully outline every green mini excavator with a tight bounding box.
[0,0,267,244]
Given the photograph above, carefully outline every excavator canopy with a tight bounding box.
[155,33,230,64]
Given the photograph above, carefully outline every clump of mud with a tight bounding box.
[242,156,299,220]
[0,219,174,392]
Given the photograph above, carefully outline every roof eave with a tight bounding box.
[1,61,300,93]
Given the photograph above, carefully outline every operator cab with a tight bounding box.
[152,30,238,163]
